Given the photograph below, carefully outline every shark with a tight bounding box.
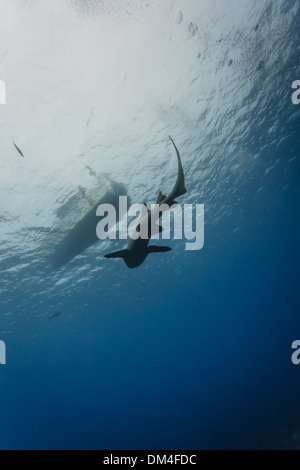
[104,136,186,269]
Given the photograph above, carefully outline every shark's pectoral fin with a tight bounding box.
[148,245,171,254]
[104,249,129,259]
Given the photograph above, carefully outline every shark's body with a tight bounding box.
[104,137,186,269]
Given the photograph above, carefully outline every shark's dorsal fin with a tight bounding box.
[156,192,167,204]
[148,246,171,253]
[143,202,151,214]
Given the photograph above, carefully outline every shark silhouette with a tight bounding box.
[104,136,186,268]
[48,311,61,321]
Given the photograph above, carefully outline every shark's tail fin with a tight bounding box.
[169,136,187,198]
[104,249,129,259]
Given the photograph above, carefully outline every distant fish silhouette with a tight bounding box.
[12,140,24,158]
[48,311,61,321]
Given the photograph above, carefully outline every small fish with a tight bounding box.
[256,60,264,72]
[48,311,61,321]
[12,140,24,158]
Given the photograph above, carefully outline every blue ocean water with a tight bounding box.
[0,0,300,450]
